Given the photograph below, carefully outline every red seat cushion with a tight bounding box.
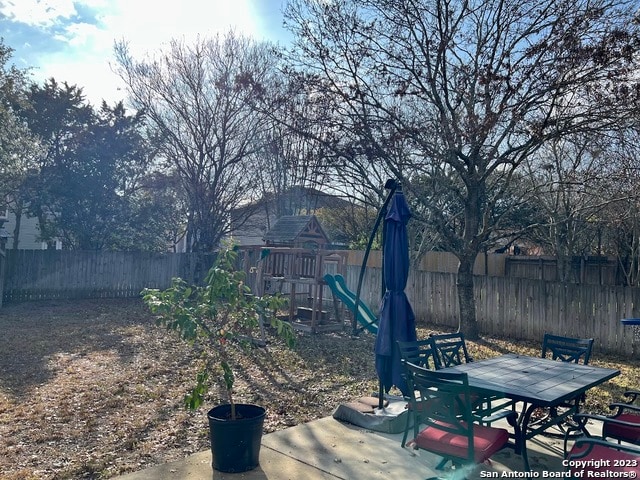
[413,421,509,463]
[604,413,640,443]
[569,442,640,476]
[407,399,431,412]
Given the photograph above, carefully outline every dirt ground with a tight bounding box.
[0,298,380,479]
[0,298,637,479]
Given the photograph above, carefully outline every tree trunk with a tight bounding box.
[457,253,480,340]
[11,209,21,250]
[457,178,483,341]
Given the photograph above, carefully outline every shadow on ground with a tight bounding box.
[0,298,149,398]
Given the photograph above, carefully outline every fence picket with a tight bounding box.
[2,250,640,358]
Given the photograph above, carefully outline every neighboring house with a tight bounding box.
[0,213,8,250]
[0,208,61,250]
[171,231,190,253]
[229,186,350,246]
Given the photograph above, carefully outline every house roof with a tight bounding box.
[233,186,351,217]
[263,215,329,246]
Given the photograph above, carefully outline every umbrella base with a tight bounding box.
[332,395,408,434]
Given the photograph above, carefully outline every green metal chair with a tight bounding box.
[430,332,514,426]
[402,361,514,479]
[533,333,595,435]
[429,332,474,368]
[397,339,440,448]
[564,413,640,478]
[541,333,594,365]
[603,390,640,445]
[398,338,441,370]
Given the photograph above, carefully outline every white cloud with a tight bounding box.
[8,0,272,105]
[101,0,260,57]
[41,55,126,106]
[0,0,77,27]
[57,22,102,47]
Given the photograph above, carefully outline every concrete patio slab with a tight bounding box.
[114,414,579,480]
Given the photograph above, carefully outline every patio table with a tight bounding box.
[446,353,620,470]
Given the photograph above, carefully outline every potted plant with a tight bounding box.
[142,246,294,473]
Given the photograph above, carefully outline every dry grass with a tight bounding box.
[0,298,638,479]
[0,298,378,479]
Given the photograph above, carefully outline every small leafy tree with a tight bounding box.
[142,247,294,419]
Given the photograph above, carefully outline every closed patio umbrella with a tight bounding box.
[374,188,416,403]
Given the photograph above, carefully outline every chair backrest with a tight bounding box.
[397,339,441,370]
[403,361,476,462]
[541,333,594,365]
[566,437,640,478]
[430,332,473,368]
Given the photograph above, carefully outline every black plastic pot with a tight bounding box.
[207,403,266,473]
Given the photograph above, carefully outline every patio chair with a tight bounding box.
[564,413,640,477]
[429,332,514,426]
[429,332,473,368]
[398,338,441,370]
[402,361,514,479]
[542,334,593,409]
[603,390,640,444]
[527,333,595,435]
[541,333,594,365]
[397,339,440,448]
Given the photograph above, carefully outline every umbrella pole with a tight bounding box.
[353,180,397,337]
[378,192,389,409]
[376,180,399,408]
[373,183,413,411]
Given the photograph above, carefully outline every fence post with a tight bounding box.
[0,229,6,308]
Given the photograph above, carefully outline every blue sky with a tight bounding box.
[0,0,290,106]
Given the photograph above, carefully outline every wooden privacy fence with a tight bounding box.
[2,250,640,358]
[344,265,640,359]
[2,250,216,302]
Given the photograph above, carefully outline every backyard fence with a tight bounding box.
[343,265,640,359]
[1,250,216,302]
[1,249,639,358]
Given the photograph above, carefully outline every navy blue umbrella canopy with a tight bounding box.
[374,189,417,397]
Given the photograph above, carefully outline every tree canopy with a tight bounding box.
[114,32,280,252]
[284,0,640,337]
[12,79,169,250]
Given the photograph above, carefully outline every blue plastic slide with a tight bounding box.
[323,274,378,334]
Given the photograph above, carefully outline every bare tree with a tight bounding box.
[589,127,640,285]
[285,0,640,338]
[516,123,640,286]
[252,78,333,226]
[114,32,277,252]
[521,134,623,281]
